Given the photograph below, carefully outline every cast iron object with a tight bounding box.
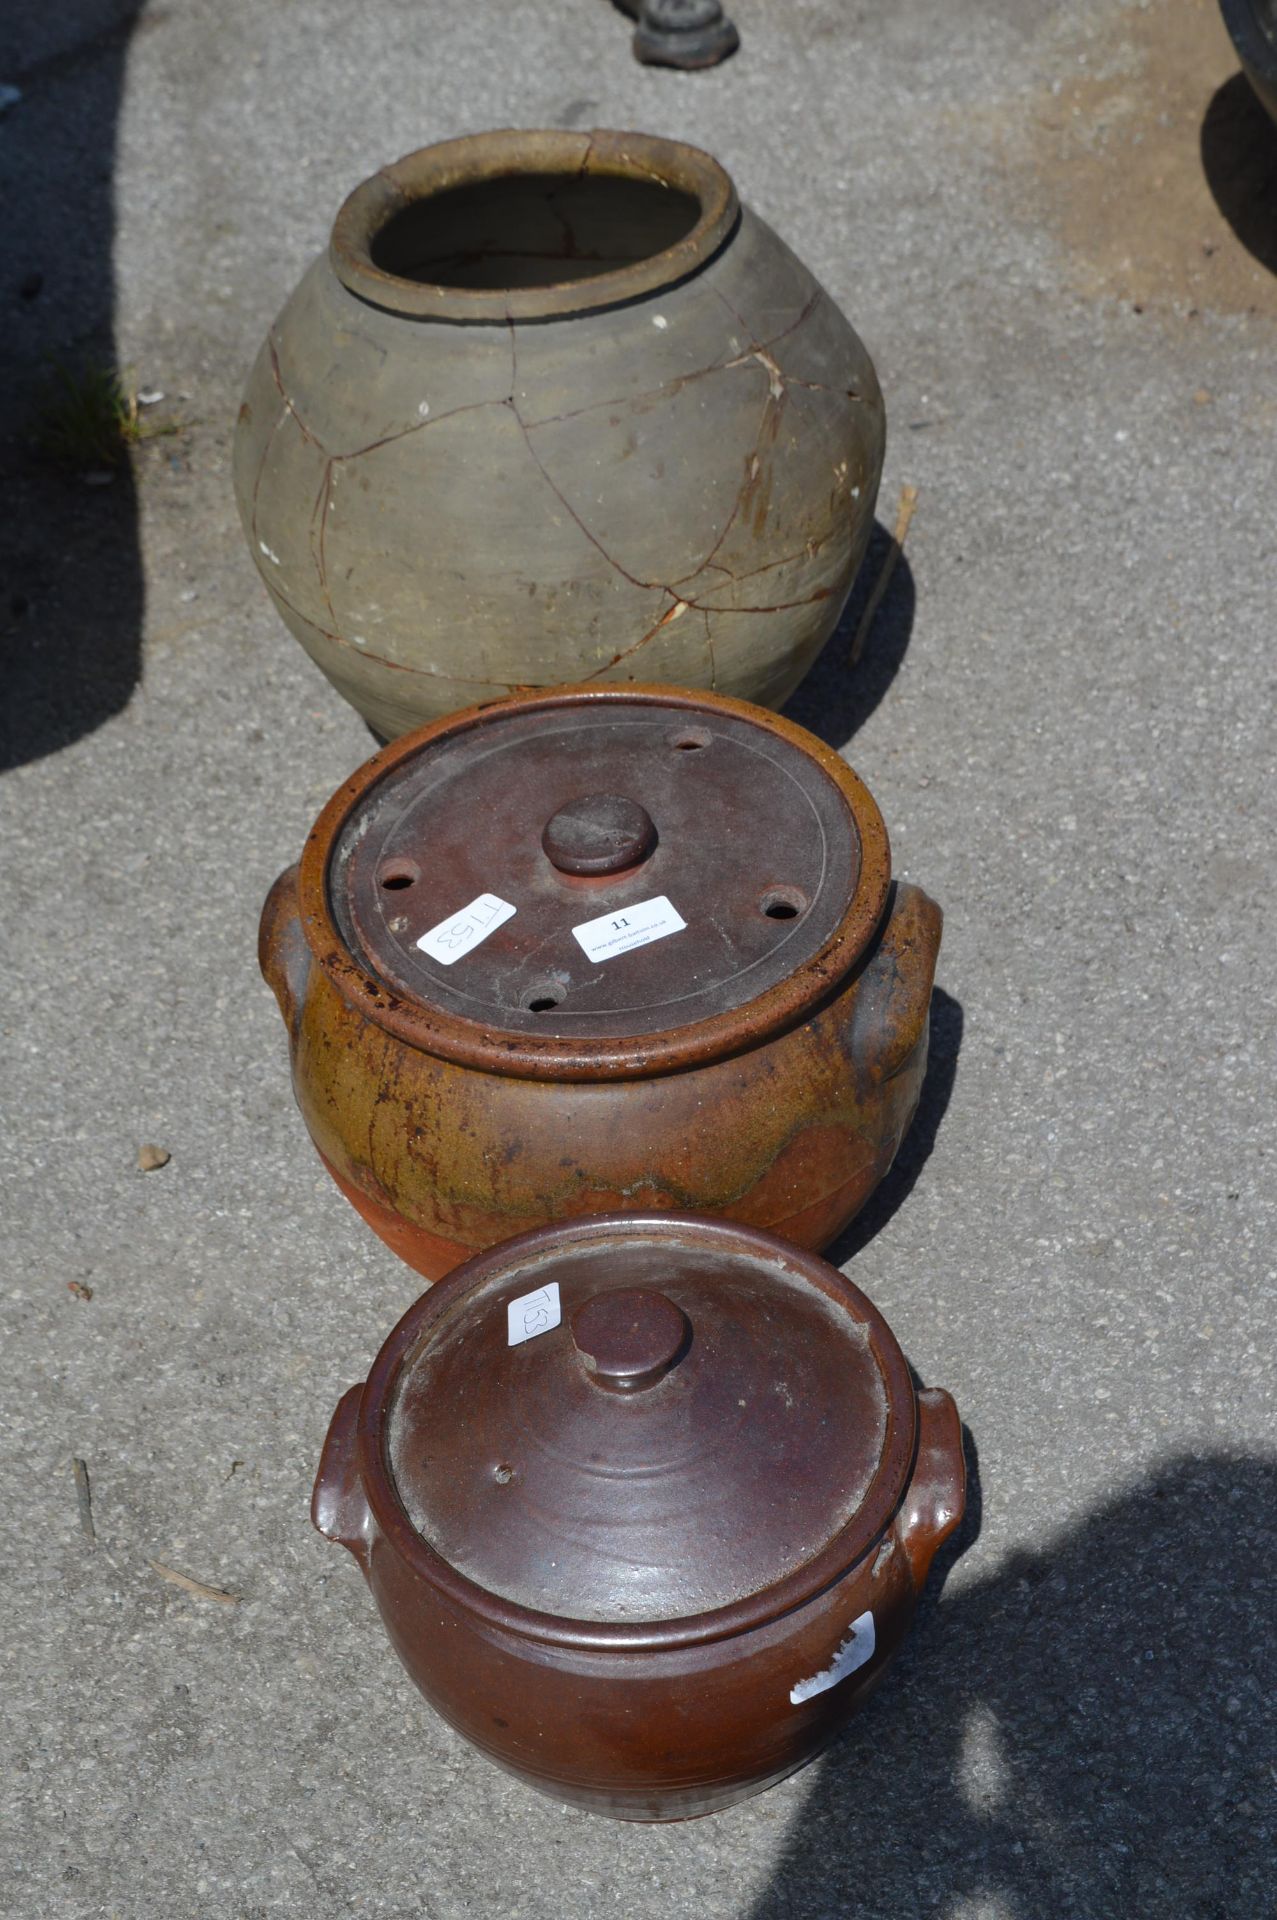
[1219,0,1277,124]
[231,129,885,739]
[260,685,942,1282]
[614,0,740,69]
[312,1212,966,1820]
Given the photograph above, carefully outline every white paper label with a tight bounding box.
[789,1611,876,1705]
[416,893,515,966]
[507,1282,561,1348]
[571,895,687,964]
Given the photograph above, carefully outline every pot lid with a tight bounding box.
[312,687,891,1080]
[377,1215,917,1630]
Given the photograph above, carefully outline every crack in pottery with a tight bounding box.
[239,172,883,728]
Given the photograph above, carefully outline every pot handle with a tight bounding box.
[898,1387,966,1594]
[849,881,943,1086]
[258,861,310,1036]
[312,1384,375,1575]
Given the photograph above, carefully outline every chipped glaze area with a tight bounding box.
[789,1611,876,1704]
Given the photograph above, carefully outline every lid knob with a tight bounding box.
[570,1289,687,1393]
[542,794,657,877]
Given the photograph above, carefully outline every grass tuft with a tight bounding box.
[31,359,178,471]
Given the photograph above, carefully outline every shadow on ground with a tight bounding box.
[783,516,915,752]
[749,1450,1276,1920]
[0,3,146,773]
[1200,71,1277,278]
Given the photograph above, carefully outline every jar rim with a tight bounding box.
[329,128,741,323]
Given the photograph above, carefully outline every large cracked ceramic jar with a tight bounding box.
[232,129,885,739]
[259,684,941,1281]
[312,1212,966,1820]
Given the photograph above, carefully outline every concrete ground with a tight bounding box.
[3,0,1275,1914]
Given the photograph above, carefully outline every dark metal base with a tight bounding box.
[613,0,740,70]
[1218,0,1277,126]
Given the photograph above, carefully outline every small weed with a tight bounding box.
[31,358,179,471]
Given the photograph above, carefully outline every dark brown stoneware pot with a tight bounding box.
[260,684,942,1281]
[313,1213,966,1820]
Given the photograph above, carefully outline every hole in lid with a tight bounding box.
[760,886,808,921]
[522,980,566,1013]
[379,859,420,891]
[668,725,713,752]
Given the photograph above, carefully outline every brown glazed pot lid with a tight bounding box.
[305,686,891,1082]
[374,1215,917,1640]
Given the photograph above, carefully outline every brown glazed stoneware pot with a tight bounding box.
[312,1212,967,1820]
[259,683,937,1282]
[231,129,885,738]
[259,685,942,1281]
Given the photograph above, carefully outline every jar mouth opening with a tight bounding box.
[330,129,739,322]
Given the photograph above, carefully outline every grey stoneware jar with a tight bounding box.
[232,129,887,740]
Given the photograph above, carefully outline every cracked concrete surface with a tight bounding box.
[2,0,1275,1915]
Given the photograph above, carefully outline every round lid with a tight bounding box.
[305,687,891,1082]
[370,1215,918,1640]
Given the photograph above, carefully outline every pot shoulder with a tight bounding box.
[240,208,883,449]
[710,206,884,410]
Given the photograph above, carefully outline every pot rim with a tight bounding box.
[295,684,893,1083]
[355,1213,920,1652]
[329,128,741,324]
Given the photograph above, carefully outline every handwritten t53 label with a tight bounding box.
[416,893,516,966]
[507,1282,562,1348]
